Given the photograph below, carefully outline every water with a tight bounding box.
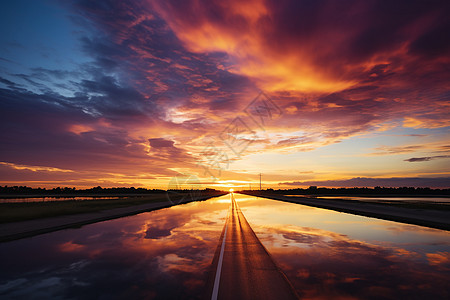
[0,194,449,299]
[0,198,230,299]
[237,194,450,299]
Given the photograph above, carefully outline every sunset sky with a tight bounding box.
[0,0,449,189]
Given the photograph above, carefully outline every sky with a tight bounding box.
[0,0,449,190]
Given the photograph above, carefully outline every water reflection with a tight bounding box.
[236,194,450,299]
[0,198,230,299]
[0,194,449,299]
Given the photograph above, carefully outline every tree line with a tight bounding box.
[0,185,168,195]
[248,186,450,195]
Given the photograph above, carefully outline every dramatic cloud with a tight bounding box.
[0,0,449,188]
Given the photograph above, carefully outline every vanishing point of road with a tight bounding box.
[207,193,299,300]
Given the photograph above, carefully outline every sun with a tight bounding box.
[229,188,234,192]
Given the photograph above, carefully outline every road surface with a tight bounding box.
[208,193,298,300]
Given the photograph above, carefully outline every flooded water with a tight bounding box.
[237,194,450,299]
[0,197,230,299]
[0,193,449,299]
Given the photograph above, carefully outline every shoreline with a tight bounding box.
[0,193,225,243]
[240,192,450,231]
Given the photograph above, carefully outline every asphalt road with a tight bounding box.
[208,193,298,300]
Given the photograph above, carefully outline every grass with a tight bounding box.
[0,191,225,223]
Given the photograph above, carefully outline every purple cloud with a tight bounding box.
[404,155,450,162]
[148,138,175,148]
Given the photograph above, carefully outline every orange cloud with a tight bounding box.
[68,124,94,135]
[149,0,356,93]
[0,162,74,173]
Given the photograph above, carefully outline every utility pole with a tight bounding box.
[259,173,262,190]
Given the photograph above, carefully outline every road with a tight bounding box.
[208,193,298,300]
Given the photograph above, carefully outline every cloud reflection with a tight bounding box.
[0,198,229,299]
[254,226,450,299]
[236,194,450,299]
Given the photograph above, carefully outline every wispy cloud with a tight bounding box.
[369,145,424,156]
[404,155,450,162]
[0,162,74,173]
